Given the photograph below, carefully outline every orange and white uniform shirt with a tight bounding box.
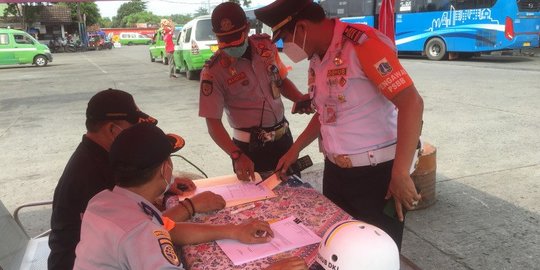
[199,34,288,129]
[74,187,182,270]
[309,20,414,156]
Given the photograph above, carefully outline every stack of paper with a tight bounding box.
[217,216,322,265]
[179,174,276,207]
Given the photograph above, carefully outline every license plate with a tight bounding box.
[210,45,219,52]
[523,42,531,47]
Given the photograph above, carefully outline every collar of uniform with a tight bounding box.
[112,186,162,218]
[319,19,348,64]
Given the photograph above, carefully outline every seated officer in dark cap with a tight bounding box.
[199,2,312,182]
[74,123,307,270]
[49,89,224,270]
[256,0,424,250]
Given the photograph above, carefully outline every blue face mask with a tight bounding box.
[222,38,248,58]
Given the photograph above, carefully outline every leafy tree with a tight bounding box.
[99,17,113,28]
[228,0,252,7]
[113,0,147,27]
[170,13,193,25]
[122,11,160,27]
[2,3,44,29]
[59,2,101,25]
[193,7,209,17]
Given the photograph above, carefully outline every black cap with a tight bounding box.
[86,88,157,125]
[255,0,313,42]
[110,123,185,170]
[211,2,248,49]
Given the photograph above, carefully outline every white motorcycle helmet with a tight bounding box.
[316,220,399,270]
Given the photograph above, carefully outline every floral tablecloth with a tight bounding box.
[166,180,352,270]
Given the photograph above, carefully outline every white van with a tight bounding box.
[173,15,218,80]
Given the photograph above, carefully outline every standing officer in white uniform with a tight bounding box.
[199,2,311,181]
[256,0,424,249]
[74,123,307,270]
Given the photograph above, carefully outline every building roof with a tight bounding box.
[39,5,72,24]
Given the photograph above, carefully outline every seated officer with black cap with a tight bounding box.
[74,123,307,270]
[256,0,424,250]
[199,2,312,182]
[49,89,224,270]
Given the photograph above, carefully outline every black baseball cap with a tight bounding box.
[255,0,313,42]
[211,2,248,49]
[110,123,185,170]
[86,88,157,125]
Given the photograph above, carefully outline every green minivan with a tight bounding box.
[118,32,152,46]
[148,29,167,64]
[0,28,52,67]
[173,15,218,80]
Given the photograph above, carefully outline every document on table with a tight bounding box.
[216,216,322,265]
[179,174,276,207]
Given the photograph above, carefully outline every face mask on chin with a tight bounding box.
[283,25,308,63]
[222,38,249,58]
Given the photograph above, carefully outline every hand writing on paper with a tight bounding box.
[170,177,196,196]
[234,219,274,244]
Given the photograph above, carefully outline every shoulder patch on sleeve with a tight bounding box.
[158,236,180,266]
[343,25,365,43]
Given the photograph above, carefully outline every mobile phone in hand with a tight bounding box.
[291,99,313,114]
[286,155,313,176]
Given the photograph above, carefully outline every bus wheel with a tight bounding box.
[425,38,447,61]
[150,52,155,62]
[162,53,168,65]
[34,55,48,67]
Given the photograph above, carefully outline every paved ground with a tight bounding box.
[0,46,539,269]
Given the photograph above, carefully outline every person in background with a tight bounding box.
[199,2,312,181]
[256,0,424,249]
[163,19,178,78]
[74,123,307,270]
[48,89,224,270]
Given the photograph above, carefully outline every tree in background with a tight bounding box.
[59,2,101,26]
[3,3,44,30]
[99,17,113,28]
[228,0,252,8]
[112,0,146,27]
[122,11,160,27]
[170,14,193,26]
[193,7,209,17]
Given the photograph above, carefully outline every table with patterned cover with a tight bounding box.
[165,180,352,270]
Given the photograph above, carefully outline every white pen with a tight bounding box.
[231,203,256,214]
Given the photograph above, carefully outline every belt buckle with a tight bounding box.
[334,154,352,168]
[258,130,275,143]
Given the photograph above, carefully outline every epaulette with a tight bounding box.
[251,33,271,40]
[204,50,221,68]
[343,25,366,43]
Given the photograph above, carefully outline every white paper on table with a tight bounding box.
[178,174,276,207]
[216,216,322,266]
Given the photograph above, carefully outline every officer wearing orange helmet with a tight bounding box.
[256,0,424,249]
[199,2,311,182]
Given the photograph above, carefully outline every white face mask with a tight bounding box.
[222,38,249,58]
[283,25,308,63]
[160,162,173,195]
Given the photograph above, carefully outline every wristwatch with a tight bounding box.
[230,150,243,161]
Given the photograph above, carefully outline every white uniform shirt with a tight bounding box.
[199,35,288,129]
[309,20,400,155]
[74,186,182,270]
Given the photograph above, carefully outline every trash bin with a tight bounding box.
[411,142,437,210]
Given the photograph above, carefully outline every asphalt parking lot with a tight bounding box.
[1,45,539,269]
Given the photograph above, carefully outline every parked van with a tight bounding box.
[148,29,167,64]
[0,28,52,67]
[173,15,218,80]
[118,32,152,46]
